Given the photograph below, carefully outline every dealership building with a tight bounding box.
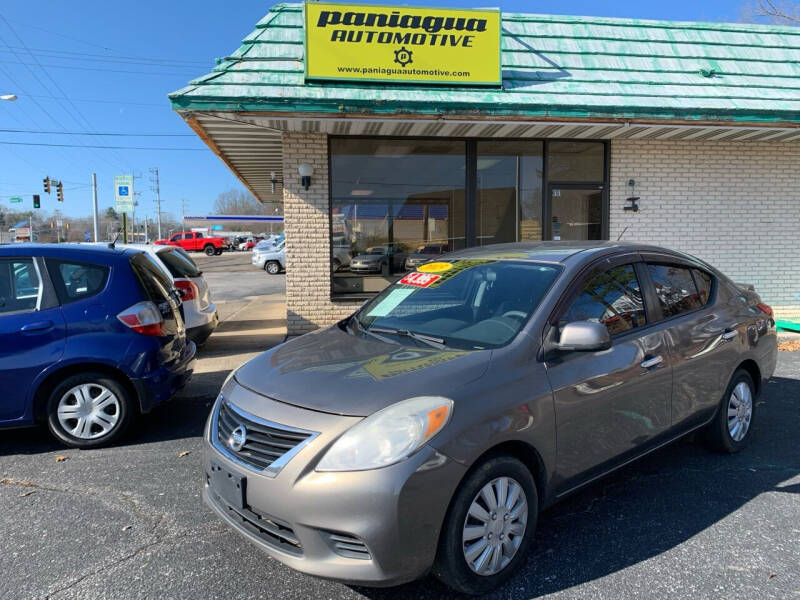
[171,2,800,336]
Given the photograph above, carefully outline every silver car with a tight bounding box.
[203,242,776,595]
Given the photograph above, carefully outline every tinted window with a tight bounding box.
[562,264,646,335]
[0,258,40,314]
[130,253,172,303]
[356,260,561,349]
[157,249,201,278]
[647,264,703,317]
[692,268,713,305]
[47,259,109,304]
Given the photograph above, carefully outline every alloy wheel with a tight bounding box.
[462,476,528,576]
[57,383,121,440]
[727,381,753,442]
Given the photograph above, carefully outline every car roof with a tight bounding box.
[443,241,688,264]
[0,242,140,260]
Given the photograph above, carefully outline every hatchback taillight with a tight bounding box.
[174,280,198,301]
[117,301,166,336]
[756,302,774,318]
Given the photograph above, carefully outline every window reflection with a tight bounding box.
[331,139,466,295]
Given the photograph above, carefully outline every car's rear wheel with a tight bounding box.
[204,245,216,256]
[265,261,281,275]
[214,248,223,255]
[433,456,538,595]
[705,368,756,453]
[46,373,135,449]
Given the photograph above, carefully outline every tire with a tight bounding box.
[204,245,216,256]
[265,261,281,275]
[705,368,757,453]
[46,373,136,449]
[332,258,341,273]
[214,248,223,256]
[432,456,538,595]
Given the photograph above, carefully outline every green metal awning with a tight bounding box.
[172,3,800,125]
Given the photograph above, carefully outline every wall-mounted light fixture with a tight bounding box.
[270,171,283,194]
[298,163,314,190]
[624,178,640,212]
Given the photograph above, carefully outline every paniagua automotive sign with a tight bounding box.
[304,2,501,85]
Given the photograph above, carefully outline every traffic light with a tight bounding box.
[33,194,41,209]
[57,182,64,202]
[43,177,51,194]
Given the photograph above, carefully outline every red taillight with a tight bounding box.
[117,301,166,336]
[756,302,774,318]
[174,280,198,301]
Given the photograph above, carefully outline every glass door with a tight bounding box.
[547,185,604,241]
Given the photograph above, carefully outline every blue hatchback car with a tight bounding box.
[0,244,196,448]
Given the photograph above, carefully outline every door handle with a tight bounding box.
[20,320,54,333]
[721,329,737,341]
[640,355,664,369]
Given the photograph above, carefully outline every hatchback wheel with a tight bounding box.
[265,261,281,275]
[46,373,135,449]
[706,368,756,453]
[433,456,537,595]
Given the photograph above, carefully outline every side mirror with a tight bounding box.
[556,321,611,352]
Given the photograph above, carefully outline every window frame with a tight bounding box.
[328,135,610,301]
[0,257,46,315]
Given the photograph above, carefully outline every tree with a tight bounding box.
[743,0,800,24]
[213,189,265,215]
[104,207,119,221]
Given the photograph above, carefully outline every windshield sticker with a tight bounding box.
[366,288,415,317]
[417,261,453,273]
[400,272,441,288]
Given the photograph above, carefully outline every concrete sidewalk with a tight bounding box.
[180,294,287,399]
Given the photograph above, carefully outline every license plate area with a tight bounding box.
[209,461,246,509]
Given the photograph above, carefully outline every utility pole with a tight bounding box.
[181,198,186,231]
[91,173,99,242]
[149,167,162,240]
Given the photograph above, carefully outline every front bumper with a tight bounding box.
[349,263,382,273]
[202,384,466,586]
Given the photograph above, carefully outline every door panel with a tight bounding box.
[544,260,672,492]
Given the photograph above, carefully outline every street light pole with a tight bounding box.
[91,173,99,242]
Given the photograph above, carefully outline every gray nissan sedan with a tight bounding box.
[203,242,777,595]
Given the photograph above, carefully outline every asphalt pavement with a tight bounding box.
[1,258,798,599]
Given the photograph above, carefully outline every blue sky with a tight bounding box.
[0,0,752,218]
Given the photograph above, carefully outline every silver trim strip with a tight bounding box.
[210,396,320,478]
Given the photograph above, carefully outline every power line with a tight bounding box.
[0,128,195,137]
[0,59,199,76]
[0,46,209,67]
[22,94,166,107]
[0,141,205,150]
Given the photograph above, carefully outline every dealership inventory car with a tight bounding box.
[0,244,196,448]
[349,243,407,275]
[203,242,776,594]
[252,240,285,274]
[404,242,449,270]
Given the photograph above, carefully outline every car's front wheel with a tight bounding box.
[46,373,136,449]
[705,368,757,453]
[433,455,538,595]
[265,260,281,275]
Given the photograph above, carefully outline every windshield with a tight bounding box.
[354,260,561,350]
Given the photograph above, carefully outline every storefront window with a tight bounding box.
[330,139,466,296]
[476,141,543,246]
[547,141,604,183]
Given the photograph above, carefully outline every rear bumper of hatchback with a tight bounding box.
[202,386,466,586]
[187,311,218,345]
[133,340,197,413]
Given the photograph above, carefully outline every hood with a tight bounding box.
[234,325,492,417]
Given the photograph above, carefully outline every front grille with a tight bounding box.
[322,530,371,560]
[212,399,316,475]
[207,485,303,556]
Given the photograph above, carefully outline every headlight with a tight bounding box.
[316,396,453,472]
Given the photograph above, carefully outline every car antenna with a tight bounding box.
[108,232,120,249]
[616,226,629,241]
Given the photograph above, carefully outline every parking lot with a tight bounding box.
[1,251,798,600]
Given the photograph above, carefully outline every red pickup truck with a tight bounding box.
[154,231,228,255]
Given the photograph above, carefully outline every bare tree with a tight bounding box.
[213,189,265,215]
[744,0,800,24]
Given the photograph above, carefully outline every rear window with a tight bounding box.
[130,253,173,302]
[157,249,201,278]
[646,264,704,317]
[0,258,41,314]
[46,258,109,305]
[692,268,714,305]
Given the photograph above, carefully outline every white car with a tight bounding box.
[95,243,219,344]
[252,241,285,274]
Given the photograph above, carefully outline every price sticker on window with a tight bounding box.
[399,272,441,288]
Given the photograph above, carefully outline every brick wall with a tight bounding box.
[282,132,361,335]
[610,139,800,317]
